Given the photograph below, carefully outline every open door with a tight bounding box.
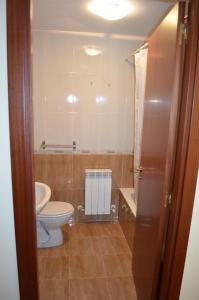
[133,4,184,299]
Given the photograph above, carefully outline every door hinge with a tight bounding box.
[164,193,172,208]
[179,0,190,45]
[180,23,188,45]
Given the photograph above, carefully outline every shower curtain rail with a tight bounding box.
[125,42,149,63]
[134,42,148,55]
[40,140,76,150]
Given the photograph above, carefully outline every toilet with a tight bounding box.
[37,201,74,248]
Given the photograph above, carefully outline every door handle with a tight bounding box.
[135,166,154,173]
[130,167,144,173]
[135,167,144,172]
[134,167,143,180]
[130,166,146,179]
[134,170,142,175]
[130,167,144,175]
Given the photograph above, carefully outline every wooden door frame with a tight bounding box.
[6,0,199,299]
[7,0,39,299]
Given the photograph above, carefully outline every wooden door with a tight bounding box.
[132,4,182,299]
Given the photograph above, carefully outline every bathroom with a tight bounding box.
[33,0,179,299]
[3,0,199,298]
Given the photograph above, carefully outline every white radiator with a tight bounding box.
[85,169,112,215]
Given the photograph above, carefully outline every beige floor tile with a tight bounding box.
[38,222,135,299]
[38,256,46,279]
[100,223,124,237]
[91,237,113,255]
[69,224,91,239]
[47,242,69,256]
[69,278,110,300]
[69,236,130,256]
[83,223,124,237]
[69,237,94,256]
[107,277,137,300]
[92,237,131,255]
[37,233,69,257]
[87,223,114,237]
[39,279,69,300]
[39,256,69,279]
[103,255,132,277]
[69,255,105,279]
[109,237,132,255]
[69,223,124,239]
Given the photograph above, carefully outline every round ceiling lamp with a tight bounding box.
[83,45,102,56]
[88,0,134,21]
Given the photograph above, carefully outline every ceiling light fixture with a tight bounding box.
[83,45,102,56]
[88,0,134,21]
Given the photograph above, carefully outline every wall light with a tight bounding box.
[67,94,78,104]
[148,99,160,104]
[96,96,107,104]
[88,0,134,21]
[83,45,102,56]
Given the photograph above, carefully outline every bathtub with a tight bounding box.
[119,188,137,217]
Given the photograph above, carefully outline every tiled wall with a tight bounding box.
[33,31,135,152]
[34,152,134,222]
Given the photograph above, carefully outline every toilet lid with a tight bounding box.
[39,201,74,217]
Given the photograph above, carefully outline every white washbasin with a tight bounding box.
[35,182,51,213]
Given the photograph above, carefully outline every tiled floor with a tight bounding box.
[37,222,137,300]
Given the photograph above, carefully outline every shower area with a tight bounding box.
[33,30,137,223]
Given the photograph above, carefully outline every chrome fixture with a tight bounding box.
[40,140,76,151]
[125,42,148,65]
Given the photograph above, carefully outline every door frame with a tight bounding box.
[7,0,39,299]
[6,0,199,299]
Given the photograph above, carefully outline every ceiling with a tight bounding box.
[33,0,174,41]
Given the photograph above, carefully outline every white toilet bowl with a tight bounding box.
[37,201,74,248]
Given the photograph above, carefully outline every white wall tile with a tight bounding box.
[33,31,135,152]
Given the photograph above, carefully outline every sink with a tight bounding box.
[35,182,51,213]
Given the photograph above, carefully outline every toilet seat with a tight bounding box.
[37,200,74,248]
[38,201,74,218]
